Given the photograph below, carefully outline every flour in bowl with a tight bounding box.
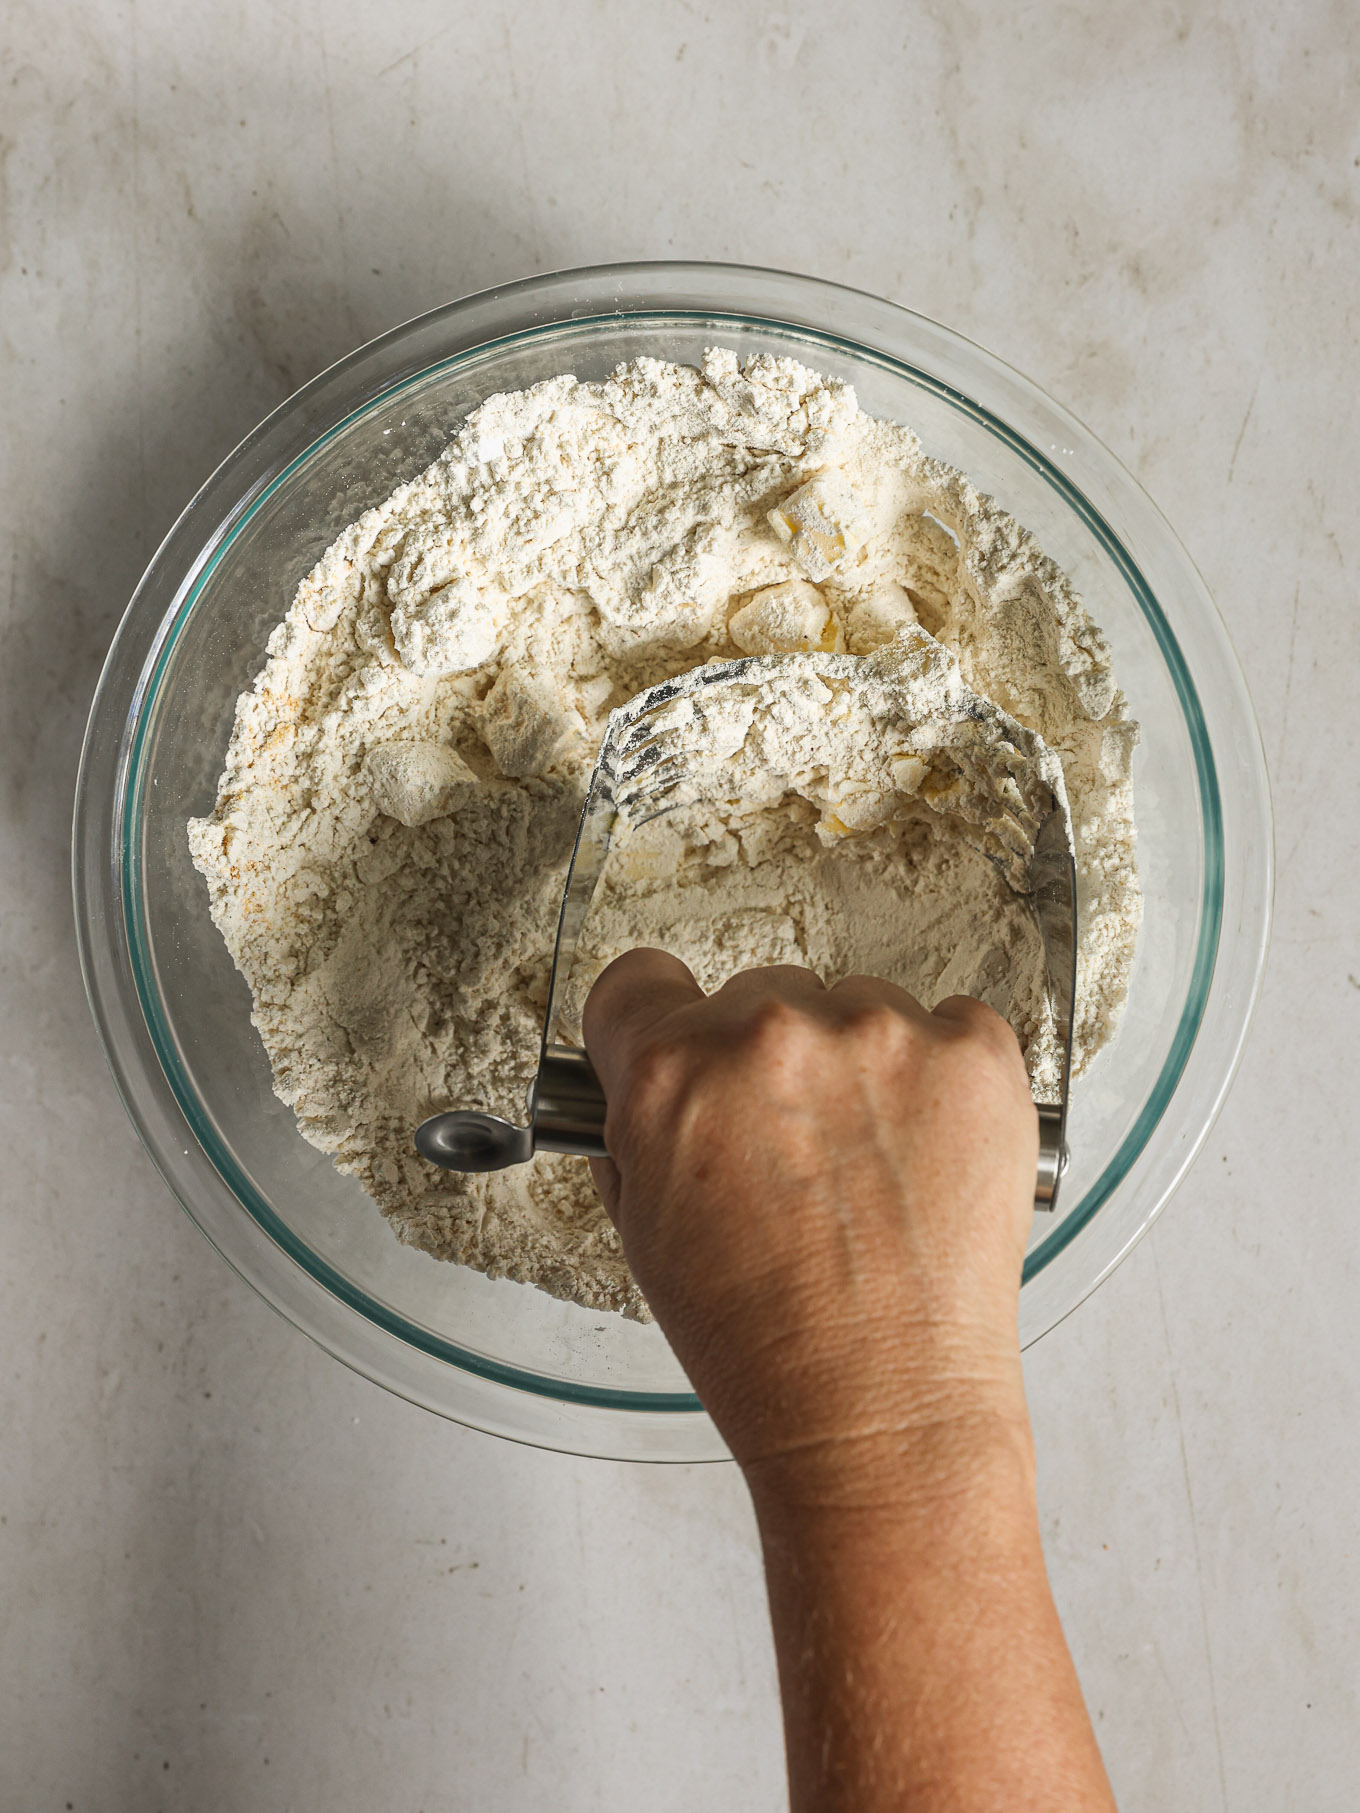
[188,349,1140,1319]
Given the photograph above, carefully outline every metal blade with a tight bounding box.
[1029,796,1077,1207]
[538,745,623,1059]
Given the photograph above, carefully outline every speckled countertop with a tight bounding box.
[2,4,1357,1808]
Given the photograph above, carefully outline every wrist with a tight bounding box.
[746,1398,1110,1813]
[742,1387,1037,1536]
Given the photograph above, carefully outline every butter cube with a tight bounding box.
[767,471,866,581]
[889,752,930,796]
[816,788,895,840]
[729,581,842,656]
[395,576,501,675]
[366,741,479,827]
[478,667,585,778]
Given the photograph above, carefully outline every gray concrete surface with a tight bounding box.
[2,2,1357,1807]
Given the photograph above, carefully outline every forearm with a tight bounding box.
[582,955,1111,1807]
[748,1419,1116,1813]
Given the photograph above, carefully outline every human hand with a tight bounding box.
[583,950,1039,1501]
[584,953,1116,1813]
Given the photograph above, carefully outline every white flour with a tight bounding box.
[565,627,1073,1102]
[189,349,1140,1320]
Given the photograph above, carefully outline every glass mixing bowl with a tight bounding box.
[73,263,1272,1460]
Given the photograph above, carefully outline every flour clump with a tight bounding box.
[188,349,1141,1321]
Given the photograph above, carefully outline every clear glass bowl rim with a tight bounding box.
[74,261,1273,1457]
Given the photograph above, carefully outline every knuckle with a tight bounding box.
[939,993,988,1032]
[739,996,819,1071]
[942,994,1020,1054]
[841,997,917,1062]
[938,1004,1029,1103]
[746,994,810,1043]
[610,1037,691,1137]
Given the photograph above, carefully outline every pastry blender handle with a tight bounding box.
[418,1046,1063,1211]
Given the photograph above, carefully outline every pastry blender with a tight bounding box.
[415,659,1075,1211]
